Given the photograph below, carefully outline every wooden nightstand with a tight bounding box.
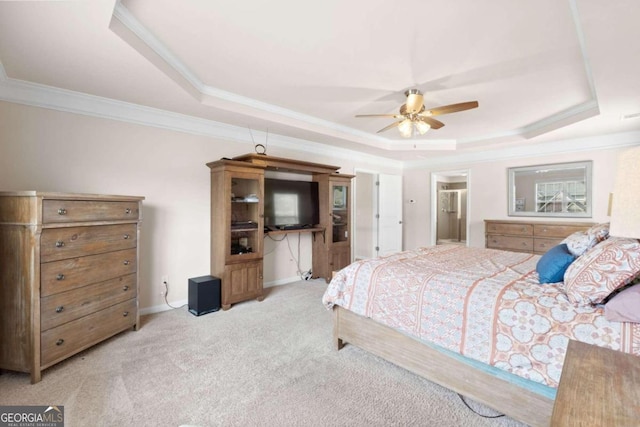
[551,340,640,426]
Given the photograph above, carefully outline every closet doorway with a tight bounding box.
[354,171,403,260]
[431,170,469,246]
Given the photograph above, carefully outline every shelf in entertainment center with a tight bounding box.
[264,227,325,244]
[266,227,325,237]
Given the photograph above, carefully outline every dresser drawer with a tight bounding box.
[40,299,136,367]
[42,200,139,223]
[41,274,136,331]
[486,222,533,236]
[533,224,589,238]
[486,235,533,252]
[41,224,137,262]
[534,238,563,254]
[41,248,137,297]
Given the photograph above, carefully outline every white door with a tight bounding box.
[377,174,403,256]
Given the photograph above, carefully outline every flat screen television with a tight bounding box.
[264,178,319,229]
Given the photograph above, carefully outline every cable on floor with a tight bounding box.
[457,394,505,419]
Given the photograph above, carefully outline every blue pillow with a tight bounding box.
[536,244,576,284]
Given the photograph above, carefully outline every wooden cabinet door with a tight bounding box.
[329,246,351,279]
[313,173,353,282]
[222,261,263,309]
[225,170,264,263]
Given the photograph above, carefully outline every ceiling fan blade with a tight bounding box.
[376,121,402,134]
[417,116,445,129]
[355,114,402,118]
[428,101,479,116]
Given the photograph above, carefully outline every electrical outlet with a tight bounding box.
[160,275,168,296]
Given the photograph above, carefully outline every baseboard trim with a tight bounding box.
[264,276,303,288]
[139,276,304,315]
[140,298,188,315]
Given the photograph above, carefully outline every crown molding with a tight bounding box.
[1,68,634,172]
[403,131,640,170]
[0,66,401,170]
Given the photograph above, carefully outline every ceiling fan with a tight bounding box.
[356,89,479,138]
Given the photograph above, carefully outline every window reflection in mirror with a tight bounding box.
[508,161,592,217]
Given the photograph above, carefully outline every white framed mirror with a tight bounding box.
[508,161,592,217]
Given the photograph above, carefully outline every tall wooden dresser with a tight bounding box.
[0,191,144,383]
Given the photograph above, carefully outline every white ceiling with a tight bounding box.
[1,0,639,164]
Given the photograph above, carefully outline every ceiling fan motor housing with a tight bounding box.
[404,89,424,114]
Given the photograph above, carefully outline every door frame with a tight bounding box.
[430,169,470,246]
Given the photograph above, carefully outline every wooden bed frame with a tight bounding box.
[333,306,554,427]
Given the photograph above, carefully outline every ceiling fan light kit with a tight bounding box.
[356,89,478,138]
[399,118,431,138]
[415,120,431,135]
[398,119,413,138]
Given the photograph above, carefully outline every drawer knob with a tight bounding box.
[123,285,130,291]
[123,311,129,317]
[56,273,65,281]
[56,339,64,346]
[522,242,527,246]
[123,234,130,240]
[57,208,67,215]
[123,260,130,266]
[55,240,65,248]
[125,208,132,214]
[55,306,64,313]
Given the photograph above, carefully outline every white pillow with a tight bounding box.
[562,231,597,257]
[587,222,610,243]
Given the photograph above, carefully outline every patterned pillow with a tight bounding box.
[563,236,640,306]
[562,231,597,257]
[587,222,610,243]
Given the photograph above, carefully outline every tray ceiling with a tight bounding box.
[0,0,639,163]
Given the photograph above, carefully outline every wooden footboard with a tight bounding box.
[333,306,554,427]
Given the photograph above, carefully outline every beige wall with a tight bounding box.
[403,146,635,250]
[3,100,637,311]
[0,101,400,312]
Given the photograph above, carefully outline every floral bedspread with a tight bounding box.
[322,245,640,388]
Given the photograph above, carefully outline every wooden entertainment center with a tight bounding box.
[207,154,353,310]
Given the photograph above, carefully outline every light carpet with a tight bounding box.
[0,280,528,426]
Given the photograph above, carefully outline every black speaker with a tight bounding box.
[188,275,221,316]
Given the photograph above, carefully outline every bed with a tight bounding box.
[323,239,640,426]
